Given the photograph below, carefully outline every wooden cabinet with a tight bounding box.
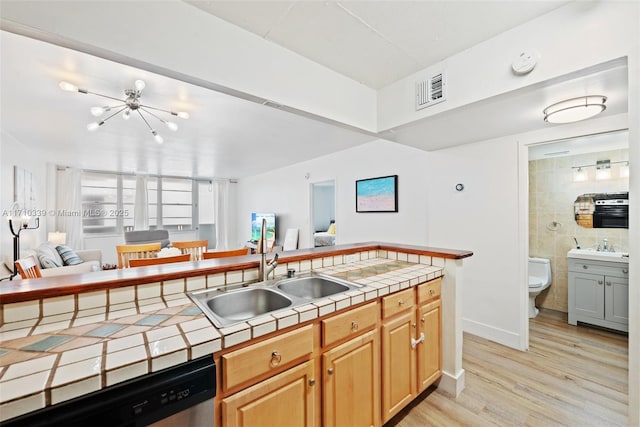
[381,310,416,422]
[323,329,380,427]
[417,299,442,391]
[381,279,442,422]
[221,360,316,427]
[568,258,629,332]
[221,325,313,392]
[322,302,378,347]
[217,278,443,427]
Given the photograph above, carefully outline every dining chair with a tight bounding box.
[129,253,191,267]
[116,242,161,268]
[172,240,208,261]
[15,255,42,279]
[202,248,250,259]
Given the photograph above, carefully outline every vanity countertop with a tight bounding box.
[567,248,629,264]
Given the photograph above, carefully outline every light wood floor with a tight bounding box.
[387,309,629,427]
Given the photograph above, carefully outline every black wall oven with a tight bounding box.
[593,193,629,229]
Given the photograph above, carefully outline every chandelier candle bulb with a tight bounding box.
[134,79,146,91]
[59,81,78,92]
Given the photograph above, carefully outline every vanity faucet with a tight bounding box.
[598,238,613,252]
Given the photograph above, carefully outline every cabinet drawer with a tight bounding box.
[222,324,313,391]
[568,259,629,277]
[382,288,415,319]
[322,302,378,347]
[417,278,442,303]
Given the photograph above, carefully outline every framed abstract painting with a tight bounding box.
[355,175,398,213]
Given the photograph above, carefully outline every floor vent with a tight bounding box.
[415,72,446,111]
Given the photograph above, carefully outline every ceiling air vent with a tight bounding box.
[415,72,446,111]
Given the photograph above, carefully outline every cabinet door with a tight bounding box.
[323,329,380,427]
[381,311,416,423]
[571,272,604,320]
[222,360,316,427]
[605,276,629,325]
[417,299,442,392]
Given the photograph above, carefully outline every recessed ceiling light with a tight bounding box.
[543,95,607,124]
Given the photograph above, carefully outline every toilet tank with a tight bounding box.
[528,257,552,285]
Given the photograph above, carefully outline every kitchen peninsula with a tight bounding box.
[0,242,472,426]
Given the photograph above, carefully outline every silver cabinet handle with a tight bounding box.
[327,368,334,375]
[309,378,316,386]
[411,333,425,349]
[606,281,612,286]
[598,280,603,285]
[583,265,588,269]
[623,269,629,274]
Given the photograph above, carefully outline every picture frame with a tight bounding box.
[356,175,398,213]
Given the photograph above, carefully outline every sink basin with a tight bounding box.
[277,276,350,299]
[188,273,362,328]
[189,287,293,327]
[568,248,629,263]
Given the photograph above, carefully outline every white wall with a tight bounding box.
[0,131,50,261]
[426,136,522,347]
[235,140,430,249]
[378,1,639,131]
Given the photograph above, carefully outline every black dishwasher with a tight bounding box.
[1,355,215,427]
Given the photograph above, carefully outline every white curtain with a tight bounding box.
[214,179,230,249]
[56,168,83,249]
[134,175,149,230]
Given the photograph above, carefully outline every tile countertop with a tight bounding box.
[0,257,443,422]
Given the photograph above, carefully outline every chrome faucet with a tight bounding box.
[597,237,613,252]
[258,218,279,281]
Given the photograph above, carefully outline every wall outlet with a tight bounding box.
[345,254,358,264]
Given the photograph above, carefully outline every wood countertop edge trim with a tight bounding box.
[0,242,472,303]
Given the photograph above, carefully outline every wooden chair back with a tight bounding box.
[116,242,161,268]
[15,255,42,279]
[172,240,208,261]
[129,253,191,267]
[202,248,250,259]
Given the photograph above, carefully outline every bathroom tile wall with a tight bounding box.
[529,148,629,312]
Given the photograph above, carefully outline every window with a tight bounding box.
[159,177,193,231]
[81,172,119,234]
[80,171,205,235]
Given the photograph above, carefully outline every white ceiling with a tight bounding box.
[0,31,375,179]
[185,0,569,89]
[0,2,629,180]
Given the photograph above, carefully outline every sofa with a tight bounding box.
[3,243,102,278]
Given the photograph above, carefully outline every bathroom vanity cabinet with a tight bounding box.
[568,257,629,332]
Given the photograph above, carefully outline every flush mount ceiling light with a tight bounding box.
[543,95,607,124]
[59,80,189,144]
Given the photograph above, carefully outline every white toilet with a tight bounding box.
[528,257,552,318]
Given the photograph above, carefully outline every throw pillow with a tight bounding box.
[36,242,64,267]
[38,254,61,269]
[56,245,84,266]
[327,223,336,235]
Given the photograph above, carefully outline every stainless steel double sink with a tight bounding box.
[188,273,361,328]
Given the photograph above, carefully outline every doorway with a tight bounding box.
[526,129,629,341]
[310,180,336,248]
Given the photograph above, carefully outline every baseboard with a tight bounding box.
[438,369,465,397]
[463,317,524,350]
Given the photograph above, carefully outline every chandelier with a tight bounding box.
[59,79,189,144]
